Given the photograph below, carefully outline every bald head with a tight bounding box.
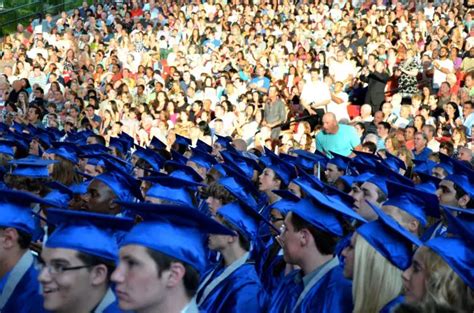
[322,113,338,134]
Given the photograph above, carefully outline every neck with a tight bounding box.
[265,190,281,204]
[0,249,26,278]
[299,252,333,276]
[138,288,190,313]
[220,243,247,267]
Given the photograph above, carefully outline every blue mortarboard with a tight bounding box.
[46,142,79,164]
[293,170,326,191]
[65,130,94,145]
[338,175,355,188]
[260,147,296,186]
[93,159,144,202]
[217,200,271,240]
[327,151,352,170]
[270,190,300,215]
[149,136,167,150]
[174,134,192,147]
[383,181,440,226]
[0,140,16,156]
[78,144,111,157]
[352,150,381,169]
[298,180,366,224]
[45,209,134,262]
[220,150,260,181]
[374,164,415,188]
[352,172,375,184]
[45,127,65,141]
[292,149,329,169]
[44,181,74,207]
[358,204,422,270]
[441,206,474,239]
[144,176,202,207]
[166,160,204,183]
[444,158,474,197]
[437,153,456,175]
[382,152,407,172]
[424,208,474,289]
[10,121,25,133]
[171,150,188,165]
[214,134,233,148]
[2,131,30,152]
[133,146,165,172]
[34,131,53,148]
[109,137,129,156]
[364,175,389,195]
[9,156,58,178]
[324,183,356,209]
[0,189,58,235]
[195,139,213,154]
[413,159,437,175]
[291,197,345,237]
[116,202,234,273]
[218,176,258,210]
[416,172,441,194]
[69,180,91,195]
[118,132,135,149]
[188,148,217,170]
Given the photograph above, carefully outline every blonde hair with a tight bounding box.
[418,246,474,312]
[353,234,403,313]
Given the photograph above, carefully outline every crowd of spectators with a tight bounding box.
[0,0,472,162]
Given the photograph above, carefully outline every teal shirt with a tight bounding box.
[316,124,361,157]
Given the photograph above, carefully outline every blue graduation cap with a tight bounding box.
[383,180,440,226]
[45,127,65,141]
[416,172,441,194]
[220,150,261,181]
[337,175,355,188]
[358,204,422,270]
[382,152,406,172]
[149,136,167,150]
[93,159,144,202]
[424,208,474,289]
[292,149,329,169]
[45,209,135,263]
[413,159,437,175]
[118,132,135,150]
[171,150,188,165]
[297,180,366,224]
[260,147,296,186]
[270,189,300,216]
[44,181,74,207]
[174,134,192,147]
[188,147,217,170]
[9,156,58,178]
[218,176,258,210]
[214,134,233,148]
[144,176,203,207]
[195,139,213,154]
[0,140,16,156]
[2,131,30,153]
[64,130,94,145]
[0,189,59,235]
[352,172,375,184]
[293,170,326,192]
[10,121,25,133]
[69,180,91,195]
[436,153,456,176]
[374,163,414,188]
[166,160,204,183]
[116,202,234,273]
[46,142,79,164]
[78,144,111,157]
[109,137,129,156]
[133,146,165,172]
[352,150,381,169]
[327,151,351,171]
[441,205,474,239]
[444,161,474,198]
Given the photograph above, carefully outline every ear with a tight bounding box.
[458,195,470,208]
[90,264,108,286]
[165,262,186,288]
[299,228,311,247]
[407,220,420,236]
[1,228,18,250]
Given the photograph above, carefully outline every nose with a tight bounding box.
[38,265,52,284]
[401,266,411,283]
[111,265,124,284]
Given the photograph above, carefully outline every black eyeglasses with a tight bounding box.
[270,215,285,222]
[39,262,95,276]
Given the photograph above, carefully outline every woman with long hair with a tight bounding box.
[342,207,422,313]
[402,210,473,313]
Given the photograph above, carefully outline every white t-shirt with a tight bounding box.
[433,58,454,89]
[300,80,331,107]
[327,91,350,121]
[329,60,355,83]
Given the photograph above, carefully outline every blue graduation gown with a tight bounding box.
[421,221,447,242]
[379,295,404,313]
[0,251,45,313]
[195,253,267,313]
[269,258,353,313]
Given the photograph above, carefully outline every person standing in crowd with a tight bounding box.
[316,113,361,156]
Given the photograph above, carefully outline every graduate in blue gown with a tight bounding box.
[39,208,136,313]
[195,200,268,313]
[112,201,235,313]
[0,190,55,313]
[341,203,422,313]
[268,185,365,313]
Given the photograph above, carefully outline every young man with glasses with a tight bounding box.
[38,209,134,313]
